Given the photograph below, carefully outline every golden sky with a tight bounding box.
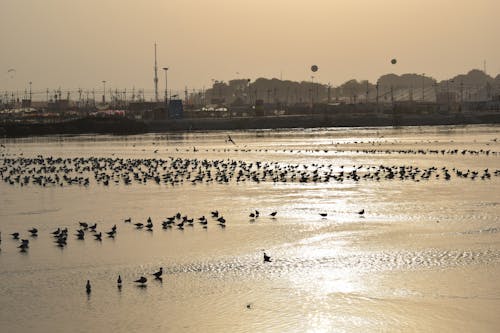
[1,0,499,96]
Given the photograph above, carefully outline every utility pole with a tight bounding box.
[460,81,464,102]
[154,43,159,102]
[29,81,32,101]
[310,76,314,107]
[421,73,425,102]
[365,81,369,103]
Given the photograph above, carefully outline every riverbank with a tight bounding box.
[0,117,148,138]
[147,111,500,131]
[1,110,499,137]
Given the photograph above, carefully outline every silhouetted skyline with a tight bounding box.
[1,0,499,93]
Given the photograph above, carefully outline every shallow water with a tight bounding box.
[1,125,499,332]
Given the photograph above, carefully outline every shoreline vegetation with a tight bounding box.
[1,110,499,138]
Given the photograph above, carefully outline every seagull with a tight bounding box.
[152,267,163,279]
[263,252,272,263]
[28,228,38,236]
[358,209,365,215]
[124,217,131,223]
[134,276,147,285]
[18,243,29,252]
[93,232,102,241]
[75,229,85,240]
[117,275,122,286]
[86,280,91,294]
[319,213,327,218]
[19,240,29,251]
[217,216,226,227]
[11,232,20,240]
[269,211,278,217]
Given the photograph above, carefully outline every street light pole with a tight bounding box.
[102,81,106,103]
[162,67,168,103]
[29,81,32,101]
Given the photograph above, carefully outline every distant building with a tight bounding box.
[48,99,70,112]
[21,99,31,108]
[168,99,183,119]
[436,92,457,104]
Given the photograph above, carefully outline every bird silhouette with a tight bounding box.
[152,267,163,279]
[134,276,147,285]
[86,280,91,294]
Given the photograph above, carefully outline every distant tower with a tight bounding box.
[154,43,159,102]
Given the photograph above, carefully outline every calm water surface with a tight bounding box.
[1,125,499,332]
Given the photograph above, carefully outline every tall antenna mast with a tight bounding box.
[154,43,159,102]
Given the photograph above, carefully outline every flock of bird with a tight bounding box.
[155,145,499,157]
[1,154,498,188]
[1,139,497,295]
[0,208,289,257]
[0,209,286,293]
[85,266,164,294]
[1,207,367,256]
[335,147,498,156]
[1,207,368,293]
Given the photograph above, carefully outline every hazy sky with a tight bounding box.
[1,0,499,97]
